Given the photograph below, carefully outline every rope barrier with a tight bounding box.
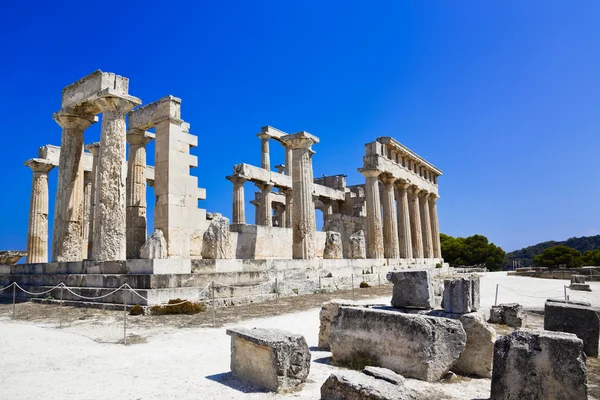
[0,282,15,292]
[497,284,571,300]
[14,282,63,296]
[61,284,129,300]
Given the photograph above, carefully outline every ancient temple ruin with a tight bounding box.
[7,70,445,306]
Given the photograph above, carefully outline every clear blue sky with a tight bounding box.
[1,1,599,253]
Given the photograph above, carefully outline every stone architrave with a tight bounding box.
[490,329,588,400]
[52,111,97,262]
[429,194,441,258]
[323,231,343,259]
[255,182,274,227]
[126,129,154,259]
[380,174,399,259]
[227,175,247,224]
[226,327,311,392]
[92,94,141,261]
[281,131,319,259]
[419,191,433,258]
[408,185,424,258]
[258,132,271,171]
[25,158,54,263]
[394,181,413,259]
[387,270,435,309]
[359,168,384,259]
[544,300,600,357]
[84,142,100,258]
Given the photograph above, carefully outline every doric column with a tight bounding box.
[82,171,93,259]
[359,168,384,259]
[380,174,400,259]
[408,185,424,258]
[255,182,274,226]
[126,129,154,259]
[394,181,412,259]
[419,191,433,258]
[227,175,247,224]
[282,131,319,259]
[25,158,54,263]
[283,188,292,228]
[84,142,100,259]
[258,133,270,171]
[284,144,293,176]
[92,95,140,261]
[52,111,96,262]
[429,193,442,258]
[322,199,333,231]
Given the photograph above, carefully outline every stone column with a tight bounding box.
[282,132,319,259]
[255,182,274,226]
[394,181,413,259]
[82,171,93,259]
[359,168,384,259]
[52,111,96,262]
[84,142,100,259]
[380,174,400,259]
[126,129,153,259]
[283,188,293,228]
[25,158,54,263]
[284,144,293,176]
[420,191,433,258]
[258,133,270,171]
[429,193,442,258]
[408,185,424,258]
[92,95,140,261]
[322,199,333,231]
[227,175,247,224]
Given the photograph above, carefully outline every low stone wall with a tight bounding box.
[508,268,600,281]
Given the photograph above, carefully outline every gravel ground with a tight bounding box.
[0,271,598,400]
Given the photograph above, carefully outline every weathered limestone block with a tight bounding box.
[571,274,586,284]
[544,300,600,357]
[323,231,343,259]
[140,230,167,259]
[0,251,27,265]
[226,327,311,392]
[189,230,203,258]
[443,278,472,314]
[321,369,422,400]
[202,214,232,259]
[348,230,366,259]
[318,299,363,350]
[570,283,592,291]
[387,270,435,309]
[490,329,588,400]
[488,303,527,328]
[429,311,495,378]
[330,307,466,381]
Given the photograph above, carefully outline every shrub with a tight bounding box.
[325,272,333,278]
[150,299,206,315]
[435,263,442,268]
[359,281,370,288]
[129,304,144,316]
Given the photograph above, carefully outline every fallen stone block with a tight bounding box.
[348,230,366,259]
[140,230,167,259]
[544,300,600,357]
[571,274,586,284]
[318,299,364,350]
[387,270,435,309]
[429,311,495,378]
[323,231,343,259]
[491,329,588,400]
[488,303,526,328]
[442,278,472,314]
[321,369,421,400]
[202,214,232,259]
[330,307,466,381]
[226,327,311,392]
[570,283,592,291]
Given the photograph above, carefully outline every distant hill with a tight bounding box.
[503,235,600,269]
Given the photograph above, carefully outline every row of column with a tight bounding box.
[257,133,293,176]
[360,169,441,260]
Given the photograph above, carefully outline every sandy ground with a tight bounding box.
[0,271,598,400]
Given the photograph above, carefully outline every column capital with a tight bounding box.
[408,184,422,196]
[126,129,155,146]
[53,110,98,130]
[379,173,396,186]
[394,179,411,190]
[359,168,382,178]
[257,132,270,140]
[418,189,430,199]
[85,142,101,156]
[281,131,319,149]
[274,164,286,174]
[25,158,54,173]
[428,193,439,201]
[93,93,141,115]
[226,175,248,186]
[255,181,274,192]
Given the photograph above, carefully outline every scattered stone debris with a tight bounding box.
[488,303,527,328]
[321,368,423,400]
[318,299,366,350]
[442,276,480,313]
[387,270,435,309]
[544,299,599,357]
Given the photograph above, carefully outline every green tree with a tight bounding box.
[582,248,600,266]
[533,245,583,269]
[440,233,506,271]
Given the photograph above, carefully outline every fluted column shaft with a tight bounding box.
[52,111,96,262]
[255,182,273,226]
[82,172,93,259]
[381,175,400,259]
[258,133,270,171]
[284,188,292,228]
[282,132,319,259]
[360,169,384,259]
[408,186,424,258]
[85,142,100,259]
[285,145,293,176]
[420,191,433,258]
[228,176,246,224]
[126,130,153,259]
[429,194,442,258]
[92,96,139,261]
[26,159,54,263]
[394,181,413,259]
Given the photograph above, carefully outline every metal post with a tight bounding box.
[564,285,567,301]
[378,272,381,288]
[59,284,64,328]
[494,284,499,306]
[351,274,355,300]
[12,283,16,320]
[275,277,279,303]
[212,281,216,328]
[123,287,127,345]
[319,276,321,291]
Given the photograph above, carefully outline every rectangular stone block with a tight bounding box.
[443,278,472,314]
[62,70,129,109]
[386,270,435,309]
[226,327,311,392]
[544,300,600,357]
